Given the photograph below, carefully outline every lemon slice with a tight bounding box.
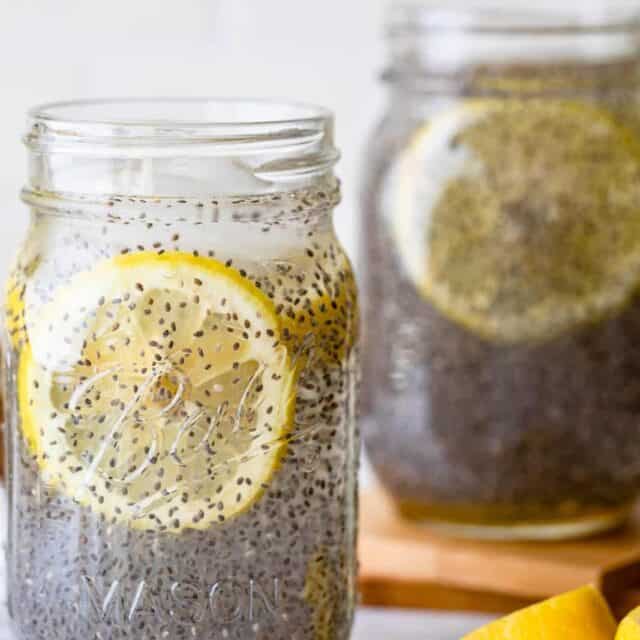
[393,99,640,342]
[463,586,616,640]
[19,252,296,532]
[617,606,640,640]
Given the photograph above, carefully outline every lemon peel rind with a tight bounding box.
[462,585,616,640]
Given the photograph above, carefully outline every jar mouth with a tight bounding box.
[26,98,336,153]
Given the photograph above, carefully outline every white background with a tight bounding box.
[0,0,392,279]
[0,0,623,279]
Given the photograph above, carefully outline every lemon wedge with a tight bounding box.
[463,586,616,640]
[19,251,296,532]
[392,99,640,343]
[617,606,640,640]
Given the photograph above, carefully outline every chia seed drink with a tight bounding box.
[3,99,359,639]
[361,4,640,540]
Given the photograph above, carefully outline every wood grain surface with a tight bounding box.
[359,489,640,619]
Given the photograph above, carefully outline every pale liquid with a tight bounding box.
[4,198,358,640]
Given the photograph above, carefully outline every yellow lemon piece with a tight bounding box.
[304,548,339,640]
[4,272,27,350]
[617,606,640,640]
[393,99,640,343]
[5,252,41,352]
[279,251,359,368]
[19,251,296,532]
[463,586,616,640]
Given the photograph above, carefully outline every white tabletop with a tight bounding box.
[354,608,494,639]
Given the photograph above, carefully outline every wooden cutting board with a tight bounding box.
[358,489,640,619]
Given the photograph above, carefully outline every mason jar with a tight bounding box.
[2,99,359,639]
[360,3,640,540]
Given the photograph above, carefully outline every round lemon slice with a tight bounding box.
[463,585,616,640]
[392,99,640,343]
[19,252,296,532]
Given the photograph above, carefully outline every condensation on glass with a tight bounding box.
[360,2,640,540]
[2,99,359,639]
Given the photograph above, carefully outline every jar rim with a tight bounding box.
[384,3,640,84]
[29,97,332,129]
[387,3,640,37]
[25,97,336,155]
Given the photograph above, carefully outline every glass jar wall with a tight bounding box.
[3,99,359,639]
[360,3,640,540]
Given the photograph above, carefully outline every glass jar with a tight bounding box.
[360,3,640,539]
[3,99,359,639]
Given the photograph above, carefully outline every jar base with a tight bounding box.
[394,500,634,541]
